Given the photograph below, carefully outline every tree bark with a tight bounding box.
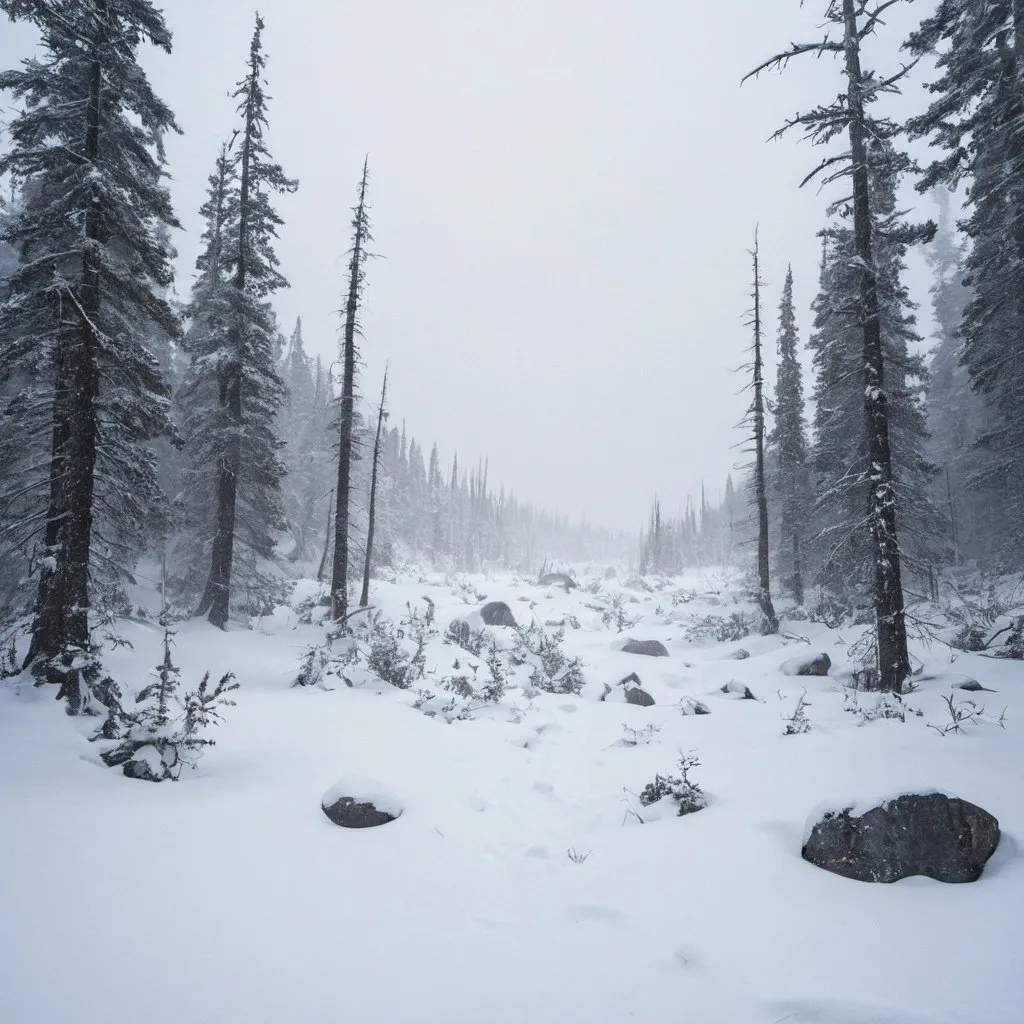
[752,232,779,634]
[843,0,910,691]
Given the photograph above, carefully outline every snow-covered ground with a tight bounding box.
[2,568,1022,1024]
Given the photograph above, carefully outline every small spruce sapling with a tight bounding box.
[638,752,707,817]
[101,624,238,780]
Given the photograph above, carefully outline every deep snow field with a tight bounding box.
[2,566,1022,1024]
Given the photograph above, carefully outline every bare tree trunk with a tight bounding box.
[843,0,910,691]
[360,369,388,607]
[331,158,371,622]
[751,231,779,634]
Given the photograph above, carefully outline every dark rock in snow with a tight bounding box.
[729,648,751,661]
[802,793,1000,883]
[122,756,162,783]
[781,652,832,677]
[720,681,757,700]
[621,639,669,658]
[604,566,617,579]
[954,679,995,693]
[322,796,397,829]
[481,601,517,627]
[625,683,655,707]
[538,572,578,590]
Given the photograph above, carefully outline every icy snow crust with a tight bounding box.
[2,567,1022,1024]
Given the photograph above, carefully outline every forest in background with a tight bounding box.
[1,0,1023,710]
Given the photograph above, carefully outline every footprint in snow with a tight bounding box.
[564,905,628,927]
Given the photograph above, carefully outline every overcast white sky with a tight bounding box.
[1,1,941,530]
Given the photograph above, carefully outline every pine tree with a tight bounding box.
[907,2,1024,563]
[193,15,296,627]
[745,232,779,633]
[0,0,179,709]
[746,0,924,691]
[768,266,809,605]
[330,158,372,622]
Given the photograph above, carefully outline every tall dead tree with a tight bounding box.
[745,0,916,691]
[747,230,779,634]
[360,368,388,608]
[330,158,372,622]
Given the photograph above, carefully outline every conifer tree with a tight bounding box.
[0,0,179,709]
[907,2,1024,563]
[746,0,923,691]
[769,266,809,605]
[745,232,779,633]
[330,158,372,622]
[193,16,296,627]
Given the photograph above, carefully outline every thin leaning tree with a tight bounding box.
[330,158,372,623]
[359,367,389,609]
[744,0,921,691]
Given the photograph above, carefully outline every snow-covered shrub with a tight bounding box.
[950,623,988,652]
[294,642,334,688]
[600,592,640,633]
[416,638,508,722]
[363,612,415,689]
[683,612,752,644]
[782,690,811,735]
[638,752,707,816]
[617,722,661,747]
[927,693,989,736]
[512,622,585,695]
[809,592,849,629]
[444,618,487,656]
[842,690,918,724]
[100,626,238,781]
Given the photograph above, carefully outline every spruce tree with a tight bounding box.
[746,0,923,691]
[330,158,372,622]
[0,0,179,709]
[193,15,296,627]
[769,266,809,605]
[807,146,940,605]
[745,232,778,633]
[907,2,1024,563]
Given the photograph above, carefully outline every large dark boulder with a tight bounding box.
[625,684,655,707]
[538,572,578,590]
[802,793,1000,883]
[621,639,669,658]
[481,601,517,627]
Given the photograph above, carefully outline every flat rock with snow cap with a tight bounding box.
[781,652,831,677]
[322,777,403,829]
